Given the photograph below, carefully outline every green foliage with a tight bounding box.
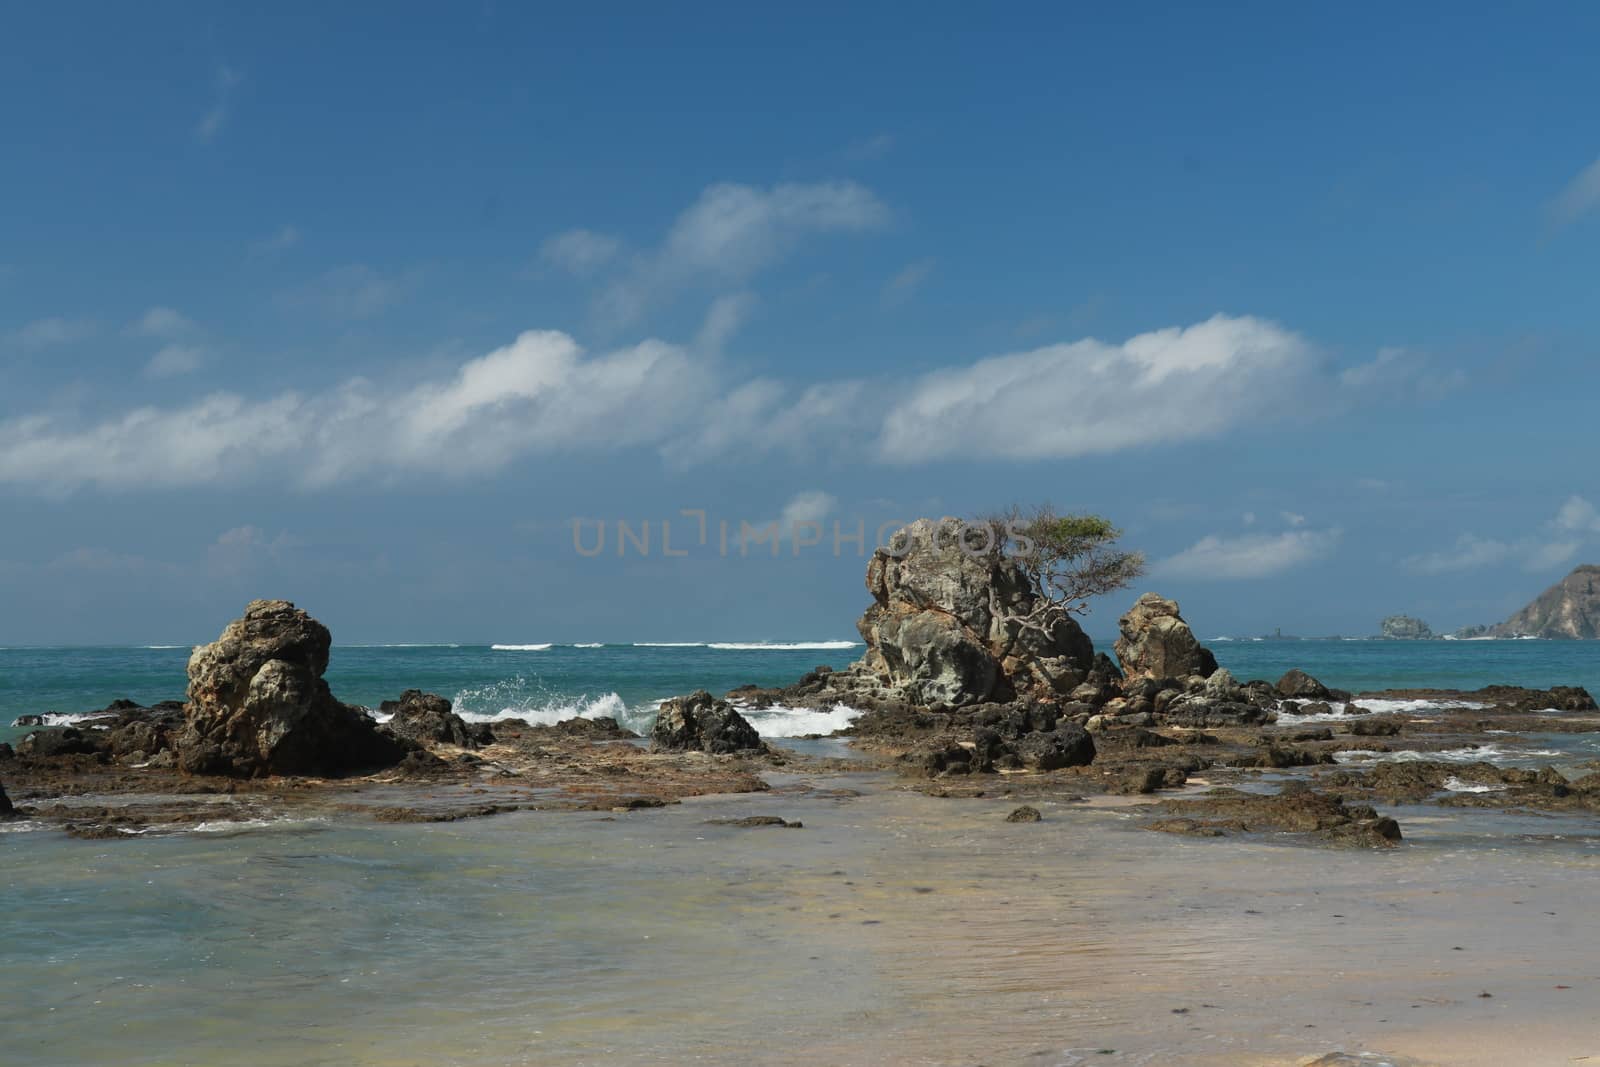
[984,504,1145,616]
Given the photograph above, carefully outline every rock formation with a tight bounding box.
[379,690,493,748]
[1491,565,1600,639]
[176,600,409,777]
[1380,615,1433,640]
[650,691,764,754]
[0,779,13,817]
[854,517,1095,706]
[1113,593,1218,681]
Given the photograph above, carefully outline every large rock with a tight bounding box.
[176,600,408,777]
[379,690,492,748]
[1490,565,1600,639]
[651,691,763,754]
[1113,593,1218,681]
[1380,614,1433,640]
[17,727,102,758]
[1276,668,1332,699]
[855,518,1095,706]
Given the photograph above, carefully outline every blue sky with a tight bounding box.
[3,3,1600,644]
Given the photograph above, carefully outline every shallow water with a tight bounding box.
[6,781,1600,1066]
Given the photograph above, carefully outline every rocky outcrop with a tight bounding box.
[1113,593,1218,681]
[175,600,409,777]
[650,691,763,754]
[1380,615,1433,640]
[1276,668,1332,699]
[854,518,1096,706]
[1491,565,1600,639]
[379,690,493,748]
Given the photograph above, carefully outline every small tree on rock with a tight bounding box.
[982,505,1145,617]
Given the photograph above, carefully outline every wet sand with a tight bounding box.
[6,773,1598,1067]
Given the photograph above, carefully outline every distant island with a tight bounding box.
[1378,565,1600,640]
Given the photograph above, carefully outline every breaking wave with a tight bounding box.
[491,643,553,652]
[708,641,860,651]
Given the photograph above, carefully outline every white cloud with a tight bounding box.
[844,133,895,161]
[877,315,1318,463]
[128,307,198,339]
[597,180,888,326]
[694,293,756,355]
[195,64,242,141]
[282,265,418,320]
[0,330,710,492]
[1404,495,1600,575]
[540,229,622,276]
[1403,533,1513,575]
[780,490,837,527]
[1281,511,1307,527]
[144,344,207,379]
[1549,157,1600,229]
[881,258,935,306]
[252,225,302,257]
[13,317,95,350]
[1339,346,1466,400]
[1154,527,1341,581]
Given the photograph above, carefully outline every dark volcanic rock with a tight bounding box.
[1276,669,1332,699]
[1152,786,1403,848]
[175,600,409,777]
[1009,722,1096,770]
[0,779,13,817]
[650,691,763,754]
[1005,805,1042,823]
[17,727,102,758]
[379,690,492,748]
[1114,593,1218,681]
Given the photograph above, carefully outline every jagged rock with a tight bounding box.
[650,691,763,754]
[1380,615,1433,640]
[379,690,492,748]
[855,518,1096,706]
[1491,565,1600,639]
[1276,668,1332,699]
[1152,786,1402,847]
[1114,593,1218,681]
[0,779,14,817]
[1005,805,1042,822]
[1009,722,1096,770]
[17,728,102,758]
[1157,695,1273,728]
[175,600,409,777]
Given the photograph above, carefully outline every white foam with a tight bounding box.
[572,643,605,649]
[452,678,637,729]
[1353,698,1487,714]
[490,643,553,652]
[1443,777,1507,793]
[1335,744,1561,765]
[11,711,118,728]
[707,641,859,651]
[731,702,863,738]
[633,642,706,648]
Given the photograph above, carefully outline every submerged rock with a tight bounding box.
[379,690,492,748]
[175,600,409,777]
[1114,593,1218,681]
[1005,805,1042,823]
[1151,786,1403,848]
[650,691,763,754]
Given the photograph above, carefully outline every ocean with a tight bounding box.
[4,638,1600,748]
[6,639,1600,1065]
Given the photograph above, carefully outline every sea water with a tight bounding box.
[5,639,1600,1065]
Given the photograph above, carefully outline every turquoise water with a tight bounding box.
[6,639,1600,1064]
[5,639,1599,747]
